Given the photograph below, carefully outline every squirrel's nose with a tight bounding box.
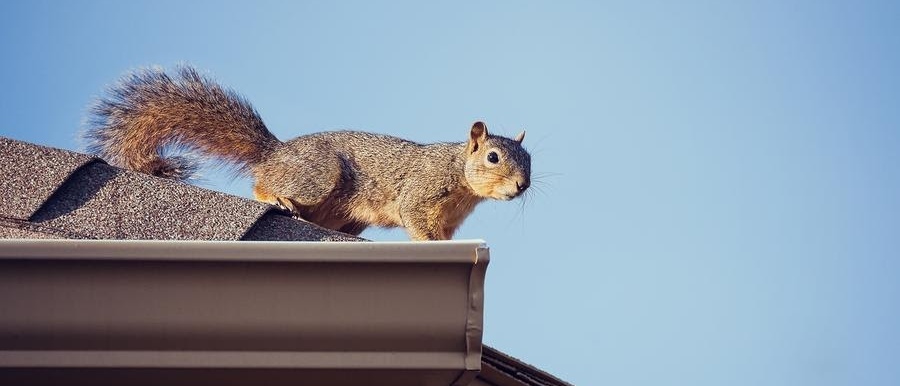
[515,180,530,193]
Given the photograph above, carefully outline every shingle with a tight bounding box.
[0,137,98,220]
[0,219,64,239]
[27,162,273,240]
[243,213,362,241]
[1,136,362,241]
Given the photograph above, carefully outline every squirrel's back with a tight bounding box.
[84,66,280,180]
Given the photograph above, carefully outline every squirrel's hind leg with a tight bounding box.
[253,143,343,207]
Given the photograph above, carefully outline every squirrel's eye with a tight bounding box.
[487,151,499,164]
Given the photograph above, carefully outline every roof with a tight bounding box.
[477,347,573,386]
[0,135,572,386]
[0,136,359,241]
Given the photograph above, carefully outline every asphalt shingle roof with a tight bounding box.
[0,136,360,241]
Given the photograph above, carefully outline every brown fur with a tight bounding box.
[85,65,531,240]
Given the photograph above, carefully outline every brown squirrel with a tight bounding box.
[84,65,531,240]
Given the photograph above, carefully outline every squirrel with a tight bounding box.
[84,65,531,240]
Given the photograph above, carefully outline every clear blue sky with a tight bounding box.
[2,1,899,385]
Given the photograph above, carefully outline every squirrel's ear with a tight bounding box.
[468,121,488,153]
[514,130,526,144]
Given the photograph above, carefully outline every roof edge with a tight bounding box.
[480,346,574,386]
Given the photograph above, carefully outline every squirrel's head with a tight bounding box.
[463,121,531,200]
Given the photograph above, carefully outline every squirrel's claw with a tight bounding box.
[273,197,313,223]
[274,196,299,215]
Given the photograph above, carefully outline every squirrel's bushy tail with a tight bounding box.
[84,65,280,180]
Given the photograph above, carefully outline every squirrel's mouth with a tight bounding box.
[496,180,529,200]
[496,190,522,201]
